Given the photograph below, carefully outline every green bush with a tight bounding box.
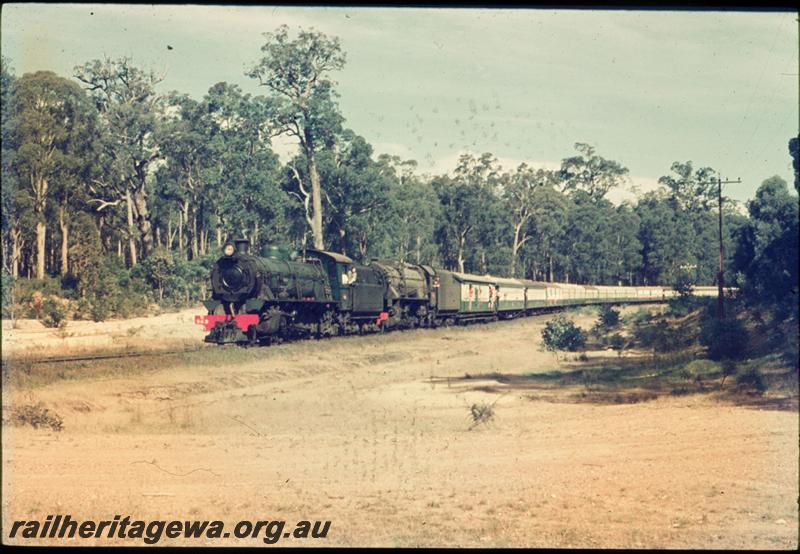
[735,367,766,393]
[667,296,693,317]
[608,333,626,355]
[625,307,652,326]
[598,305,620,328]
[39,296,71,328]
[699,317,749,361]
[1,269,12,318]
[673,273,695,298]
[541,315,587,355]
[132,249,211,308]
[634,318,685,352]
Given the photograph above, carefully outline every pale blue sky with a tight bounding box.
[2,4,798,203]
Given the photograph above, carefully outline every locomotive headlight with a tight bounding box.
[223,243,235,257]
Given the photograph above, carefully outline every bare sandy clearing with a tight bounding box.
[1,307,207,358]
[2,311,797,548]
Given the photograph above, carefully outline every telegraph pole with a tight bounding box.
[714,177,741,320]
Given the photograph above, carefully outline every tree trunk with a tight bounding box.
[59,205,69,276]
[125,189,138,267]
[252,220,259,251]
[11,228,21,279]
[35,220,46,280]
[415,234,422,264]
[548,253,553,283]
[457,233,466,273]
[510,222,522,277]
[338,227,347,256]
[191,211,199,260]
[304,135,324,250]
[178,202,185,258]
[131,185,154,258]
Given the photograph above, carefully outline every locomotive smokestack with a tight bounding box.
[234,239,250,255]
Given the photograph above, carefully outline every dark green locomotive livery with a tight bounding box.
[200,240,340,344]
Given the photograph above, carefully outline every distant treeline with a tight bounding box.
[1,27,798,325]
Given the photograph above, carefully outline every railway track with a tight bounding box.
[2,310,543,367]
[2,346,208,366]
[3,300,670,366]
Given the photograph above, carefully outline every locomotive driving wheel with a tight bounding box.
[317,310,339,339]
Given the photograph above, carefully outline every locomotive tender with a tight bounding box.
[196,239,718,345]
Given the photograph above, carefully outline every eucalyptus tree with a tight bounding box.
[1,57,19,278]
[560,142,629,202]
[378,155,440,265]
[313,129,393,259]
[733,176,799,317]
[157,92,217,259]
[636,190,693,284]
[612,203,643,284]
[502,164,558,277]
[248,25,346,250]
[658,161,718,212]
[789,137,799,193]
[434,153,501,273]
[560,191,621,283]
[202,83,286,250]
[9,70,97,279]
[74,57,165,265]
[521,183,569,281]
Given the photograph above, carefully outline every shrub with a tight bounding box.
[735,367,766,393]
[673,273,695,298]
[699,317,749,361]
[468,403,495,429]
[598,305,620,329]
[667,296,693,317]
[1,269,12,318]
[541,315,587,355]
[721,359,737,386]
[132,250,211,308]
[8,402,64,432]
[39,296,71,328]
[634,318,685,352]
[608,333,626,356]
[625,307,652,326]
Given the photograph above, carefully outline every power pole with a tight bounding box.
[714,177,741,320]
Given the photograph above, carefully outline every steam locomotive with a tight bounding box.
[195,239,719,345]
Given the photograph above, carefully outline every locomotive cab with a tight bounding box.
[304,249,385,317]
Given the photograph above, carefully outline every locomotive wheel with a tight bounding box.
[246,324,258,347]
[317,311,339,339]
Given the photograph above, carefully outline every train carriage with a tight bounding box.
[494,277,527,317]
[553,283,588,306]
[451,272,498,320]
[584,285,601,304]
[520,280,548,311]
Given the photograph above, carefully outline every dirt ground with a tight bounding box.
[1,308,204,358]
[2,309,798,548]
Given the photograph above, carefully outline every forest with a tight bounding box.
[1,26,798,331]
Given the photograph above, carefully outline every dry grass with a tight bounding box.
[5,402,64,431]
